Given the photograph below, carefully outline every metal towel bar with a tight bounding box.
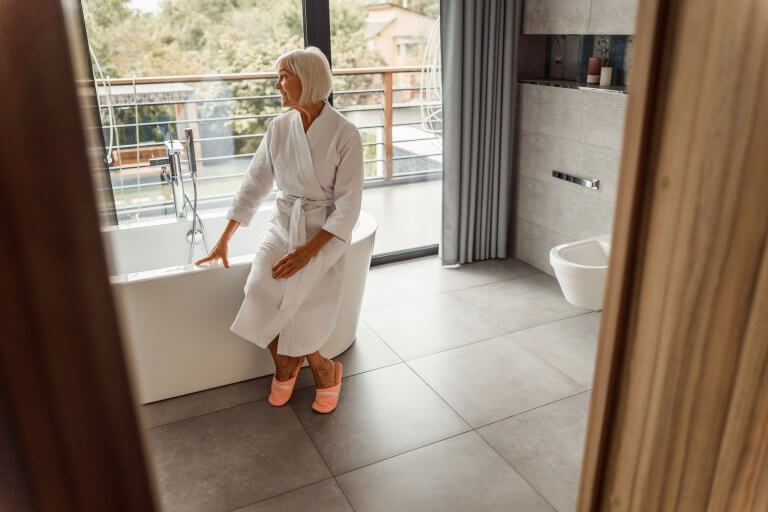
[552,170,600,190]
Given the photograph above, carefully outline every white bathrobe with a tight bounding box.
[224,101,364,356]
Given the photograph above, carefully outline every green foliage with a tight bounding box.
[81,0,427,168]
[392,0,439,18]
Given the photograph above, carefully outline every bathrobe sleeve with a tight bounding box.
[225,122,274,227]
[321,126,364,243]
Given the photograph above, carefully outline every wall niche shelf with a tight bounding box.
[519,78,627,95]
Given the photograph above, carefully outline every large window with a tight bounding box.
[82,0,442,235]
[331,0,441,181]
[82,0,305,222]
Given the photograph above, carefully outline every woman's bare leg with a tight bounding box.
[268,336,300,382]
[306,351,337,388]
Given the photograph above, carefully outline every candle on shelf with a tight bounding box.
[587,57,601,84]
[599,59,613,86]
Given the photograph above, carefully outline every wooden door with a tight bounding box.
[0,0,158,510]
[1,0,766,510]
[578,0,768,510]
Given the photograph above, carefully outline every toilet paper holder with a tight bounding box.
[552,170,600,190]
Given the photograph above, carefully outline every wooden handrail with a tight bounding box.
[85,66,431,86]
[383,72,394,180]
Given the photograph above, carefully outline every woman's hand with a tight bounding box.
[273,230,335,279]
[195,219,240,269]
[195,238,231,268]
[272,245,316,279]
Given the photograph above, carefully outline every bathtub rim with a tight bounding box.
[109,210,377,285]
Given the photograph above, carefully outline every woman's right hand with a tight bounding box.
[195,219,240,268]
[195,238,231,268]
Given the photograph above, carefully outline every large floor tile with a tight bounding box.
[509,313,600,387]
[478,392,591,512]
[361,292,510,360]
[293,320,402,391]
[402,255,539,292]
[336,431,554,512]
[290,363,470,475]
[148,400,330,512]
[450,272,588,334]
[233,478,353,512]
[142,378,271,429]
[408,335,583,427]
[362,257,443,310]
[143,321,402,428]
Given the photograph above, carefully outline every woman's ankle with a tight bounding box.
[313,358,336,388]
[275,355,299,381]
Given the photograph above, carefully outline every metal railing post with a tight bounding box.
[383,70,393,180]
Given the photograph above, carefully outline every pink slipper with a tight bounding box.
[312,361,343,413]
[268,355,305,407]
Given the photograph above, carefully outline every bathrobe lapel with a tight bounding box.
[274,110,332,312]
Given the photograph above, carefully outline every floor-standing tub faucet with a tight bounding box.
[150,139,186,218]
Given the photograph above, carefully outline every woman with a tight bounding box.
[195,47,363,414]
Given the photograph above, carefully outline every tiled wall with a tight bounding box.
[548,35,633,86]
[513,83,626,275]
[523,0,637,35]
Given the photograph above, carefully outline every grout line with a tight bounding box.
[215,387,593,512]
[475,431,561,512]
[325,389,591,496]
[222,476,334,512]
[402,310,594,364]
[332,429,474,478]
[160,375,591,511]
[511,337,591,390]
[401,360,475,425]
[359,318,406,364]
[332,476,357,512]
[147,308,595,430]
[287,400,331,471]
[220,402,339,511]
[147,398,271,430]
[151,265,599,509]
[474,389,591,430]
[146,359,403,430]
[294,360,404,389]
[360,261,541,313]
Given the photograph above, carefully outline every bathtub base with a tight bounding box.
[112,213,376,404]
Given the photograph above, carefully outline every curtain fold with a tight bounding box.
[440,0,521,265]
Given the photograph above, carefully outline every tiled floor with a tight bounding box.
[143,256,599,512]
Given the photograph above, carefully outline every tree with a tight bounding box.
[81,0,395,174]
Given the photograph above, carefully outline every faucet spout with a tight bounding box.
[150,140,186,218]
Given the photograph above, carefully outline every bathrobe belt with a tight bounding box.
[278,191,335,311]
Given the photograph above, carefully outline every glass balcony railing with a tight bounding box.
[95,66,442,224]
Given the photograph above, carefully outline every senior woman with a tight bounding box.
[195,47,363,414]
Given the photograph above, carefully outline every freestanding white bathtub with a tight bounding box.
[106,208,377,404]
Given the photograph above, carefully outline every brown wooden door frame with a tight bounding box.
[577,0,768,509]
[0,0,158,510]
[1,0,766,510]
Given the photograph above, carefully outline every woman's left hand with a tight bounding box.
[272,245,316,279]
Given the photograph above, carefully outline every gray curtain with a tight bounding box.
[440,0,521,265]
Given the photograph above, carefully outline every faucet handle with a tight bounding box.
[149,156,170,167]
[164,139,184,155]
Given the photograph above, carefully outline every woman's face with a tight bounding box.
[276,64,302,108]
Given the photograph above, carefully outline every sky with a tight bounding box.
[128,0,161,12]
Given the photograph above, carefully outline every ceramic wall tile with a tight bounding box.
[523,0,591,34]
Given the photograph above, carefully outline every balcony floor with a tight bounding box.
[362,178,441,255]
[142,256,598,512]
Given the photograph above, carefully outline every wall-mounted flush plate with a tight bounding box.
[552,170,600,190]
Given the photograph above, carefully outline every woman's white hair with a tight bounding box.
[275,46,333,105]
